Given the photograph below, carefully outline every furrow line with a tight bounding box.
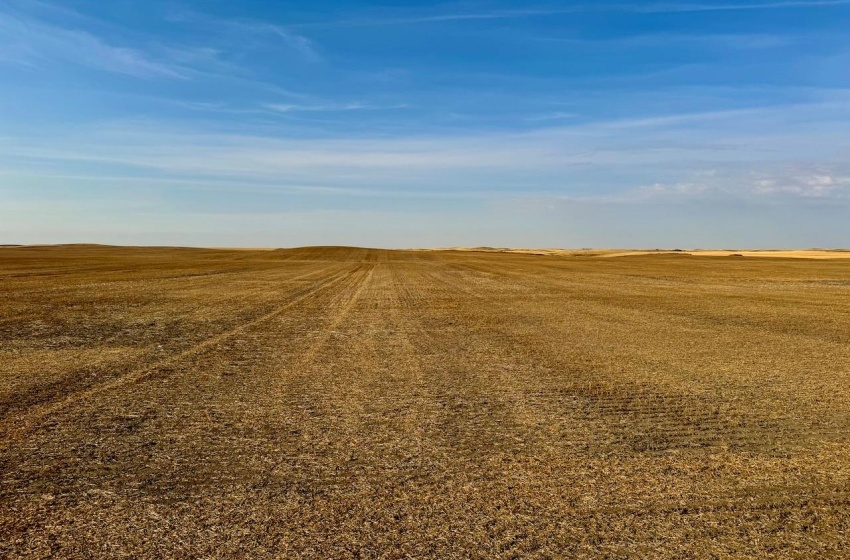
[0,264,353,447]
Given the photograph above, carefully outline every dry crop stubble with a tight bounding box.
[1,245,849,558]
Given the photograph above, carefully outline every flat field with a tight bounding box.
[2,245,849,558]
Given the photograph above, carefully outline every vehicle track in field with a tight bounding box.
[0,264,355,448]
[0,264,350,417]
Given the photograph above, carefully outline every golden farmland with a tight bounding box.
[2,245,849,558]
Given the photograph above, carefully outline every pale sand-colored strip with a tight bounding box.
[428,248,850,259]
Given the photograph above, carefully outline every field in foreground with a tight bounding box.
[2,245,849,559]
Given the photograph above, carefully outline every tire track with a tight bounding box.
[275,263,376,373]
[0,263,354,448]
[0,265,346,416]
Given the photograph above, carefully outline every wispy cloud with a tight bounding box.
[641,0,850,13]
[0,2,321,83]
[296,9,574,28]
[263,102,408,114]
[524,112,580,122]
[586,107,764,130]
[554,33,790,49]
[166,8,321,62]
[296,0,850,28]
[751,172,850,197]
[4,96,850,201]
[267,28,320,62]
[161,100,409,118]
[0,11,187,78]
[638,170,850,200]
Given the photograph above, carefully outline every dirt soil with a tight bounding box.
[2,245,849,558]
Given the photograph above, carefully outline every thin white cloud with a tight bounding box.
[588,107,764,130]
[0,11,186,78]
[642,0,850,12]
[3,96,850,204]
[636,168,850,200]
[534,33,789,49]
[297,1,850,28]
[0,170,488,200]
[166,8,320,62]
[0,2,320,83]
[752,173,850,197]
[262,102,408,114]
[262,25,320,62]
[524,112,581,122]
[296,9,574,28]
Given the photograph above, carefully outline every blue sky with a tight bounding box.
[1,0,850,248]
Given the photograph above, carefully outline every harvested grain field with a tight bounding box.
[2,245,850,558]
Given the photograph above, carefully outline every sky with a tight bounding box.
[1,0,850,248]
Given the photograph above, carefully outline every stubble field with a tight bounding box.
[1,245,849,558]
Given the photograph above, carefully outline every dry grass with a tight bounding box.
[2,245,850,558]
